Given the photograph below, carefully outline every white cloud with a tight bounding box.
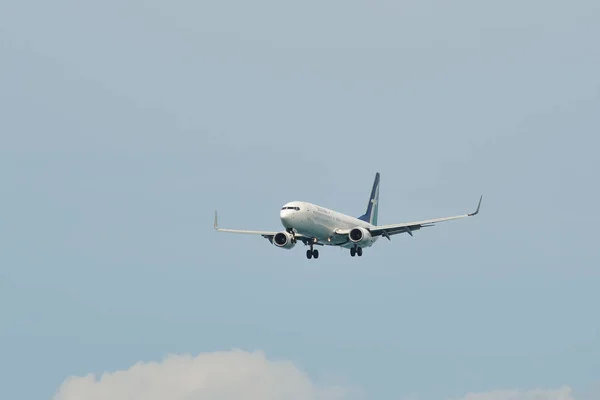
[53,350,587,400]
[53,349,353,400]
[457,386,575,400]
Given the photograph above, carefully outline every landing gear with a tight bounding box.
[306,241,319,260]
[306,248,319,259]
[286,228,297,243]
[350,246,363,257]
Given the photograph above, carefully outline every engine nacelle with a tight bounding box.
[273,231,296,249]
[349,227,373,246]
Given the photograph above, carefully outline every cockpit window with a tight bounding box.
[281,206,300,211]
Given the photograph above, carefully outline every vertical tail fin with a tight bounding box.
[358,172,380,225]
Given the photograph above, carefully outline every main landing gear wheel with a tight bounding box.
[350,247,363,257]
[306,247,319,260]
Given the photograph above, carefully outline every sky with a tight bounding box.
[1,1,599,399]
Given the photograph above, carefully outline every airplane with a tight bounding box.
[214,172,482,260]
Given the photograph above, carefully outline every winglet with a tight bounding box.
[468,195,483,216]
[214,210,219,230]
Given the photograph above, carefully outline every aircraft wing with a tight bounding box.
[213,211,321,245]
[369,195,482,239]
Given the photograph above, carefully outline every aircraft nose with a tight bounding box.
[280,209,292,228]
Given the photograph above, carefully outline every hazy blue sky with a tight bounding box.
[1,1,599,399]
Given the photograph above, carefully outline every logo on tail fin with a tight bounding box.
[358,172,380,225]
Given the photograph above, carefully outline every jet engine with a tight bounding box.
[349,227,373,246]
[273,231,296,249]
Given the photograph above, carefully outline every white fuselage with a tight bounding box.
[279,201,378,248]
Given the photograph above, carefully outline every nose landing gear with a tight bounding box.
[286,228,297,244]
